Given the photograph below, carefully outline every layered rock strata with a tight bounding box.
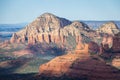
[39,53,120,80]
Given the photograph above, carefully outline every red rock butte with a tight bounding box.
[39,53,120,80]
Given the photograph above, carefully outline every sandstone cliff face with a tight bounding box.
[96,22,119,35]
[9,13,120,54]
[10,13,95,48]
[102,35,113,48]
[100,32,120,54]
[39,53,89,77]
[10,13,72,44]
[39,53,120,80]
[75,43,89,54]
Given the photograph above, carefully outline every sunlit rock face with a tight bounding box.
[102,35,113,48]
[39,53,120,80]
[39,53,89,77]
[96,22,120,53]
[8,13,120,55]
[100,32,120,54]
[75,43,89,54]
[10,13,71,44]
[10,13,95,48]
[96,21,119,35]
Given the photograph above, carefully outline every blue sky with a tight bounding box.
[0,0,120,24]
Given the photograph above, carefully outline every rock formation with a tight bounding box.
[112,57,120,69]
[10,13,96,50]
[96,21,119,35]
[8,13,120,55]
[100,32,120,54]
[10,13,71,44]
[102,35,113,48]
[39,53,120,80]
[75,43,89,54]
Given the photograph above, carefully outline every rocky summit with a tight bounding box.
[10,13,71,44]
[9,13,120,50]
[8,13,97,47]
[96,21,119,35]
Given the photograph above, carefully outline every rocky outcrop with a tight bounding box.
[9,13,120,54]
[39,53,120,80]
[39,53,89,77]
[96,21,119,35]
[75,41,100,55]
[112,32,120,52]
[100,32,120,54]
[10,13,71,44]
[112,57,120,69]
[10,13,95,49]
[102,35,113,48]
[75,43,89,54]
[10,33,18,43]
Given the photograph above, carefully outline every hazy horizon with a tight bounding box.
[0,0,120,24]
[0,20,120,25]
